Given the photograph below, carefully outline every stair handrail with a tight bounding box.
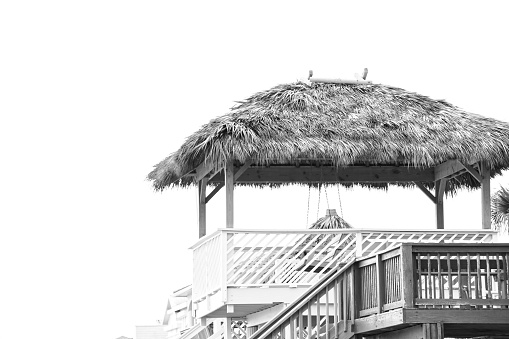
[250,257,356,339]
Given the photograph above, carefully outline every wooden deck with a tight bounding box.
[250,243,509,339]
[189,229,496,319]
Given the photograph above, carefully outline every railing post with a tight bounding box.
[400,244,415,308]
[221,230,229,303]
[356,232,363,257]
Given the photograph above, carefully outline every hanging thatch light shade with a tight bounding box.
[148,82,509,192]
[309,209,352,230]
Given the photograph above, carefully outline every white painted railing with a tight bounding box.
[190,229,496,304]
[192,232,223,302]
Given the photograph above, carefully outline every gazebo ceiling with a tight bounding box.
[148,82,509,192]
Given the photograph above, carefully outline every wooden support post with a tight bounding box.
[422,323,444,339]
[435,179,446,229]
[481,162,491,230]
[225,318,232,339]
[225,160,234,228]
[198,178,207,238]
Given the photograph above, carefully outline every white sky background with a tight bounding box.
[1,1,509,339]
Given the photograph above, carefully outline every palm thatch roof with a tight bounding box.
[149,82,509,191]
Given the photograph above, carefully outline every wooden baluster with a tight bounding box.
[289,315,295,339]
[486,252,492,302]
[343,276,347,333]
[298,308,303,339]
[447,253,453,300]
[476,253,482,309]
[325,286,329,339]
[432,254,436,301]
[307,301,313,339]
[457,254,464,299]
[383,260,388,306]
[316,294,321,337]
[503,253,509,307]
[334,279,339,338]
[417,252,423,299]
[350,268,356,329]
[437,253,444,299]
[427,253,432,301]
[467,253,472,303]
[495,253,502,305]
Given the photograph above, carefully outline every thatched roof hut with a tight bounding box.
[149,82,509,191]
[149,81,509,234]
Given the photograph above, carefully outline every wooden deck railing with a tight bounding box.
[190,229,496,304]
[250,243,509,339]
[413,244,509,308]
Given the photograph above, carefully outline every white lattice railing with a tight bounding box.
[190,229,496,304]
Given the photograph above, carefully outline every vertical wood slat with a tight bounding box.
[316,294,321,337]
[307,301,313,339]
[374,254,385,313]
[447,254,453,299]
[343,276,347,332]
[325,286,330,339]
[223,231,233,303]
[289,315,295,339]
[298,308,303,339]
[334,280,339,338]
[457,254,462,299]
[467,254,472,300]
[475,253,482,308]
[350,267,356,328]
[486,252,492,300]
[503,253,509,306]
[431,255,436,300]
[417,253,422,299]
[496,253,502,302]
[427,253,432,299]
[437,252,443,300]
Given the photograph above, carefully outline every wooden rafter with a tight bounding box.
[194,161,216,182]
[204,160,252,203]
[434,159,482,183]
[460,162,482,183]
[414,182,436,204]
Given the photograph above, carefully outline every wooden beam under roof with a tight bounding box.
[208,166,434,184]
[434,160,464,181]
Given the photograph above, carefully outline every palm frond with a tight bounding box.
[491,187,509,233]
